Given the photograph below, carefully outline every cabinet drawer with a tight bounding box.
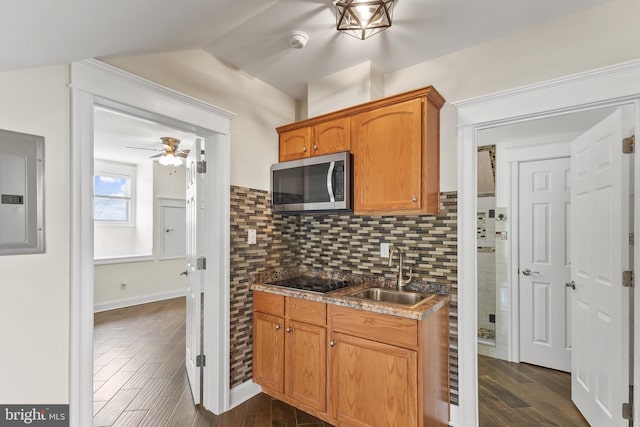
[253,291,285,316]
[329,305,418,349]
[286,298,326,326]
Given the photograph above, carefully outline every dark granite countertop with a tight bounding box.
[251,269,450,321]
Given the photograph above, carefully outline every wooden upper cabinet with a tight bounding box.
[276,86,444,213]
[352,98,424,214]
[313,117,350,157]
[279,127,311,162]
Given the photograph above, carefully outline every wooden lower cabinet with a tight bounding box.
[253,290,449,427]
[330,332,417,426]
[253,292,328,413]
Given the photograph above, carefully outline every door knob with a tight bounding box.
[521,269,540,276]
[565,281,576,290]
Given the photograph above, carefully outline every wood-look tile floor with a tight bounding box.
[478,355,590,427]
[93,297,332,427]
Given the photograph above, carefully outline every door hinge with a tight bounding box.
[197,160,207,173]
[623,270,634,288]
[196,257,206,270]
[623,135,635,154]
[623,402,633,421]
[196,354,206,368]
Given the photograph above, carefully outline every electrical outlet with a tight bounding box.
[120,280,127,289]
[380,243,390,258]
[248,229,257,245]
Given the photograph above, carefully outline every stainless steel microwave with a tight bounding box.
[271,151,352,213]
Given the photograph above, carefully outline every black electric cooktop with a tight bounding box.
[267,276,351,294]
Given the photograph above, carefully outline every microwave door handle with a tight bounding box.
[327,161,336,202]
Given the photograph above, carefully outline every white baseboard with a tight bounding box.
[449,404,459,427]
[94,288,186,312]
[229,380,262,410]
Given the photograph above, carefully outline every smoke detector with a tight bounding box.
[288,31,309,49]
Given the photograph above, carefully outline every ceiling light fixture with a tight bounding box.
[335,0,395,40]
[159,152,182,166]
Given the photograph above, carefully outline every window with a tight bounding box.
[94,161,136,225]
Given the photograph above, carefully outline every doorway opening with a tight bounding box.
[70,59,233,427]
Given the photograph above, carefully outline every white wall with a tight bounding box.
[94,163,187,309]
[0,65,69,403]
[103,50,297,191]
[384,0,640,192]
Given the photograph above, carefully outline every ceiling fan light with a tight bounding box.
[336,0,395,40]
[159,153,182,167]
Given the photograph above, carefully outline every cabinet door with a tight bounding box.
[285,320,327,411]
[351,98,423,214]
[314,117,350,157]
[253,312,285,392]
[279,127,311,162]
[329,332,417,427]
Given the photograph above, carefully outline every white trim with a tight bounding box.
[453,59,640,427]
[157,196,185,207]
[229,380,262,411]
[94,288,186,312]
[94,254,154,265]
[448,405,459,427]
[70,59,234,427]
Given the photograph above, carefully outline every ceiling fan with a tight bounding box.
[126,137,189,166]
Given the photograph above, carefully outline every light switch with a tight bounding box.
[248,229,257,245]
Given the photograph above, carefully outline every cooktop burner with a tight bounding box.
[267,276,351,294]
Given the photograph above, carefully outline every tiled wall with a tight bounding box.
[229,186,459,405]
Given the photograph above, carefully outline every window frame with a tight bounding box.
[93,160,137,227]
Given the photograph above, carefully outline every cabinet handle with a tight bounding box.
[314,144,318,150]
[329,340,336,347]
[286,327,293,333]
[303,147,307,153]
[275,324,281,331]
[412,195,417,202]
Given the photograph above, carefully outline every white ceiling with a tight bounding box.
[2,0,610,100]
[94,107,197,164]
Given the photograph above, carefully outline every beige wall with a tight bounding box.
[384,0,640,191]
[103,50,297,191]
[94,163,187,308]
[0,65,69,403]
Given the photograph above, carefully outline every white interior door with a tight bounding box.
[519,157,571,372]
[185,138,203,405]
[570,109,630,426]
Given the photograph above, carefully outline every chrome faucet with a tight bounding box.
[388,245,413,291]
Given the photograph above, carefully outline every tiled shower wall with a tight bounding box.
[229,186,459,405]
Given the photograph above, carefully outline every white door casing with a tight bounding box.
[70,59,233,427]
[185,138,203,405]
[570,109,630,426]
[519,157,572,372]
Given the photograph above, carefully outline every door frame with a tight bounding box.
[68,59,234,427]
[452,59,640,427]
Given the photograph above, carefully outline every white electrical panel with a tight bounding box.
[0,129,44,255]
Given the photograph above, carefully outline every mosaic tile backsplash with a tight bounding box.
[229,186,459,405]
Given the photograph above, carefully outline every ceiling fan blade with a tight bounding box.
[150,153,164,158]
[177,152,189,158]
[126,146,162,151]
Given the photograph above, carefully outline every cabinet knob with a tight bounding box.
[275,324,281,331]
[286,327,293,333]
[412,195,417,202]
[313,144,318,150]
[330,340,336,347]
[303,147,307,153]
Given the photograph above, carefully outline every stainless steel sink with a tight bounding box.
[347,287,435,307]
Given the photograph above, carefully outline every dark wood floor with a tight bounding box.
[94,297,332,427]
[478,355,590,427]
